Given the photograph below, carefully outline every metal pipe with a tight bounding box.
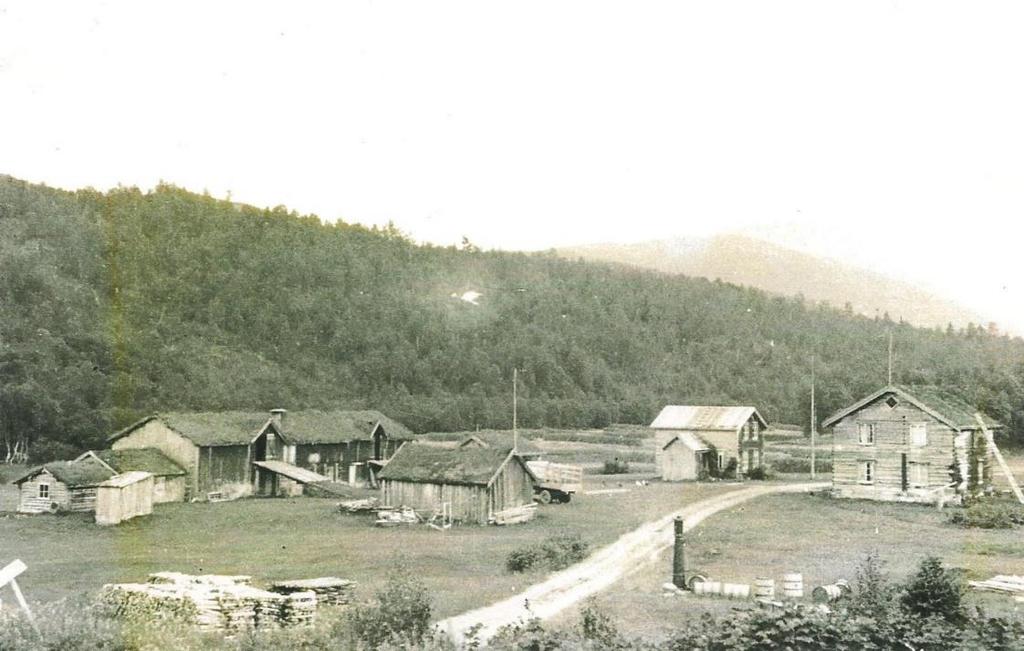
[673,516,687,589]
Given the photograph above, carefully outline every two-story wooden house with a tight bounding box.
[649,405,767,480]
[822,385,997,504]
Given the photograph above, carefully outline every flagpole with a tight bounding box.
[512,368,518,453]
[810,355,816,480]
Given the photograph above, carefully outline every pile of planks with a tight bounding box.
[339,497,380,513]
[490,503,537,525]
[103,573,319,632]
[375,506,420,526]
[968,575,1024,596]
[270,577,356,607]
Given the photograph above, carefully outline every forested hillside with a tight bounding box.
[2,175,1023,462]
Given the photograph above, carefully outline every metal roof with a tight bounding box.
[650,406,767,431]
[662,432,710,452]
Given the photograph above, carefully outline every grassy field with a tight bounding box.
[0,478,740,619]
[565,491,1024,641]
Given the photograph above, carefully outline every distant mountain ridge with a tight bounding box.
[558,234,984,330]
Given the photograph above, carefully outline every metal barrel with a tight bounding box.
[753,578,775,600]
[723,583,751,599]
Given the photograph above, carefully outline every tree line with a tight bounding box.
[2,175,1023,462]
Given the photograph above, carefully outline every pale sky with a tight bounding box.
[2,2,1023,333]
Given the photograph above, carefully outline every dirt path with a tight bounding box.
[437,481,828,645]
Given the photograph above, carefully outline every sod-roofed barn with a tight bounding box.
[378,443,537,525]
[13,457,114,513]
[455,431,544,459]
[108,409,412,499]
[80,448,188,503]
[822,385,998,504]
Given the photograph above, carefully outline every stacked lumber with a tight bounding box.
[270,577,356,607]
[376,506,420,526]
[490,503,537,525]
[968,575,1024,595]
[278,590,317,626]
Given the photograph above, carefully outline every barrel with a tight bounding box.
[812,584,845,603]
[703,580,722,596]
[687,574,709,591]
[722,583,751,600]
[693,581,707,595]
[753,578,775,600]
[782,573,804,599]
[835,579,851,597]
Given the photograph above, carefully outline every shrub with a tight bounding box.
[901,556,965,624]
[947,500,1024,529]
[746,466,771,480]
[601,458,630,474]
[347,563,433,648]
[769,456,833,474]
[507,534,590,573]
[506,548,542,573]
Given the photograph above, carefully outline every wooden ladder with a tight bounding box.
[976,414,1024,505]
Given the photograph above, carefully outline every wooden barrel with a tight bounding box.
[687,574,709,591]
[753,578,775,600]
[835,579,851,597]
[782,573,803,599]
[693,581,707,595]
[722,583,751,600]
[703,580,722,596]
[812,584,845,603]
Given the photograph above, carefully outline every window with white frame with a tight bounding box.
[38,483,50,499]
[909,423,928,447]
[860,461,875,483]
[909,462,929,487]
[858,422,876,445]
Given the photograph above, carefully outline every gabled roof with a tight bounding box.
[98,471,152,488]
[93,448,187,477]
[821,385,1001,431]
[662,432,710,452]
[377,443,536,487]
[14,457,114,488]
[650,406,768,431]
[456,431,543,457]
[108,410,413,447]
[280,410,413,445]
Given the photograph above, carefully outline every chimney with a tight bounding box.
[270,408,287,431]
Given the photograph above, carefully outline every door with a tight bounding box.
[901,453,909,492]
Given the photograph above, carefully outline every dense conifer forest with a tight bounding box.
[2,175,1023,461]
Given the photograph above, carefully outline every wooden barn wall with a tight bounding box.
[832,398,957,501]
[112,421,200,496]
[489,459,534,515]
[197,444,250,494]
[96,477,154,525]
[18,471,70,513]
[381,480,489,524]
[153,476,187,503]
[296,439,408,481]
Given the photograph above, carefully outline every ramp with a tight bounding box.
[253,460,329,484]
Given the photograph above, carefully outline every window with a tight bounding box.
[858,422,876,445]
[886,395,899,409]
[909,423,928,447]
[909,462,929,488]
[860,461,875,483]
[38,483,49,499]
[308,452,321,464]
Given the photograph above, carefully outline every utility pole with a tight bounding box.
[888,331,894,385]
[512,368,518,453]
[810,355,816,480]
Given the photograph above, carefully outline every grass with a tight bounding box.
[0,479,741,619]
[567,492,1024,641]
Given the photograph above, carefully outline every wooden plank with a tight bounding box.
[976,414,1024,505]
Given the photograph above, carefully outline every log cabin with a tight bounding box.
[377,443,537,525]
[649,405,767,480]
[107,409,411,499]
[13,457,114,513]
[821,385,998,504]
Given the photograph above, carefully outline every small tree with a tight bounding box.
[901,556,965,624]
[348,563,433,648]
[848,552,897,618]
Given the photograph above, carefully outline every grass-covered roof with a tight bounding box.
[95,448,187,476]
[378,443,530,486]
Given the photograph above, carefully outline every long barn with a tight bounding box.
[377,443,537,525]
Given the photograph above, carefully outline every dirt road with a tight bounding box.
[437,481,828,644]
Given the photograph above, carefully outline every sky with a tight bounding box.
[1,1,1023,332]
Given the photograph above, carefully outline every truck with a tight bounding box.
[526,460,583,504]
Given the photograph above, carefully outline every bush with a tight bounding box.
[601,458,630,474]
[947,500,1024,529]
[746,466,771,480]
[507,534,590,573]
[901,556,965,624]
[769,456,833,474]
[347,563,433,648]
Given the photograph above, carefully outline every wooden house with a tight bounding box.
[107,409,412,499]
[377,443,537,525]
[95,471,154,525]
[13,457,114,513]
[77,448,187,503]
[455,431,544,459]
[822,385,998,504]
[649,406,767,480]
